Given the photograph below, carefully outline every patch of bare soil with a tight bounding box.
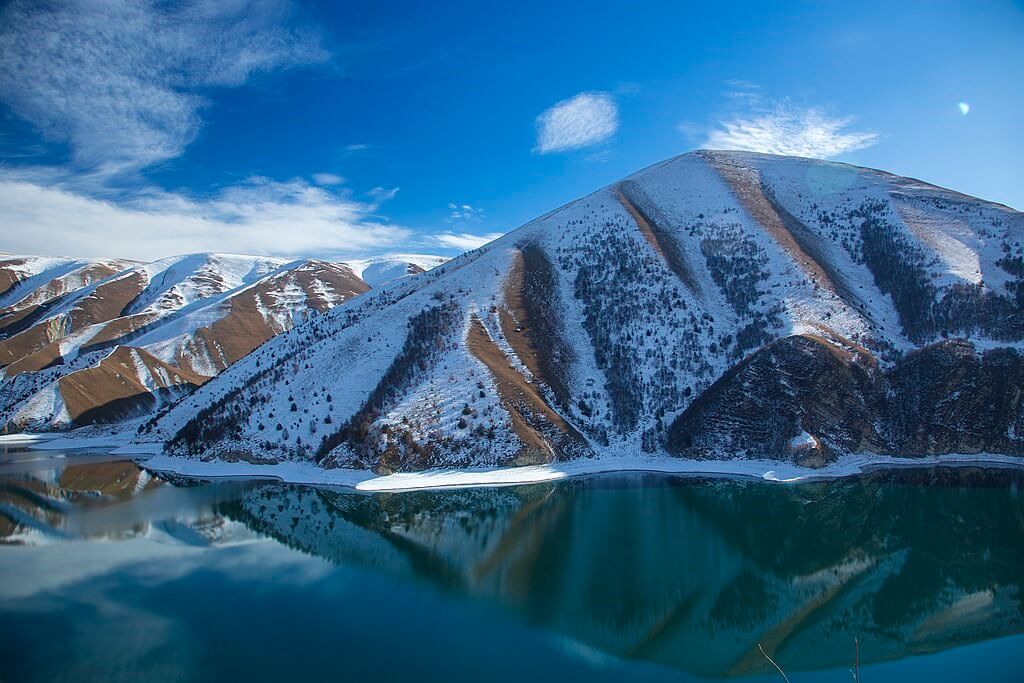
[182,296,277,375]
[705,153,867,317]
[294,261,370,311]
[0,259,29,299]
[0,303,42,334]
[11,262,125,315]
[179,267,369,375]
[69,271,147,329]
[615,181,704,300]
[59,346,207,425]
[0,321,64,367]
[467,316,584,464]
[0,272,148,368]
[81,312,161,351]
[3,339,64,375]
[498,246,573,409]
[4,311,163,376]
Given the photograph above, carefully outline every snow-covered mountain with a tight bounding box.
[0,253,443,431]
[138,151,1024,474]
[345,254,449,287]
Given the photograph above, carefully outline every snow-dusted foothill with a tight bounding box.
[0,253,445,432]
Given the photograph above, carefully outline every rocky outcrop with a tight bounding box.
[889,340,1024,455]
[667,335,1024,464]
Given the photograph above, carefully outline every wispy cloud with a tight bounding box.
[0,2,447,263]
[368,186,399,202]
[446,202,485,223]
[0,0,328,175]
[534,92,618,154]
[432,232,504,251]
[0,171,410,261]
[703,105,877,158]
[312,172,345,186]
[696,85,878,159]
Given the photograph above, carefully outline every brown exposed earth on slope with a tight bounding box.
[58,346,208,426]
[3,340,64,375]
[498,246,573,409]
[0,320,63,367]
[176,262,371,375]
[67,271,148,330]
[0,271,149,369]
[178,294,282,375]
[0,258,29,298]
[3,311,165,376]
[615,181,705,300]
[703,151,868,318]
[617,188,667,259]
[467,316,584,464]
[0,304,42,335]
[294,262,370,311]
[25,262,125,306]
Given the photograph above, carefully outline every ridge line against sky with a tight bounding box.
[0,0,1021,261]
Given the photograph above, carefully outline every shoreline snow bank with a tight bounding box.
[138,452,1024,493]
[8,430,1023,492]
[0,433,60,445]
[32,434,133,451]
[111,442,165,455]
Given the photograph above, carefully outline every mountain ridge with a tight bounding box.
[8,150,1024,478]
[0,252,445,430]
[128,150,1024,476]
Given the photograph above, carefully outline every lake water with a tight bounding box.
[1,446,1023,682]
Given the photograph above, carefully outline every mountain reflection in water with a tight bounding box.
[1,450,1023,681]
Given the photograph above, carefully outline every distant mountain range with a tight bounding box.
[0,252,445,430]
[6,150,1024,476]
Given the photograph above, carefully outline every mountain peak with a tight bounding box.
[125,154,1023,475]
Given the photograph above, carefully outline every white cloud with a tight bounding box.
[432,232,504,251]
[0,3,455,263]
[0,171,411,262]
[701,102,877,159]
[368,186,399,202]
[534,92,618,154]
[0,0,327,175]
[446,202,485,223]
[312,173,345,186]
[723,79,762,91]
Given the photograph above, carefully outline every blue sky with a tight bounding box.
[0,0,1021,261]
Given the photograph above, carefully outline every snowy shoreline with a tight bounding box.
[6,432,1023,492]
[138,451,1024,492]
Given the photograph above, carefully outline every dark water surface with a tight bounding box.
[1,446,1023,682]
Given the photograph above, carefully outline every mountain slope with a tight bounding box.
[130,151,1024,471]
[0,253,443,431]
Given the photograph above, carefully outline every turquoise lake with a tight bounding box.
[1,446,1023,682]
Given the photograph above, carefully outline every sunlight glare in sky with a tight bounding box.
[958,102,971,116]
